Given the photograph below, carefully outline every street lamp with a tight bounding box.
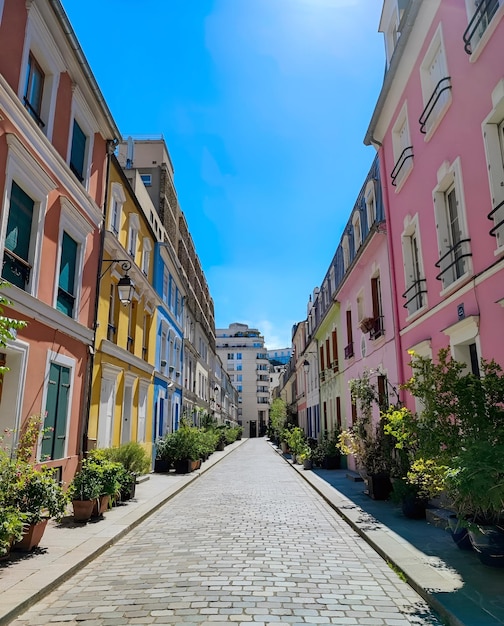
[100,259,135,305]
[303,360,310,374]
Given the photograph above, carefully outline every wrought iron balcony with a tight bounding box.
[369,316,385,340]
[391,146,414,187]
[463,0,500,54]
[419,77,452,134]
[344,342,354,359]
[2,249,31,290]
[402,279,427,312]
[435,239,472,284]
[488,199,504,237]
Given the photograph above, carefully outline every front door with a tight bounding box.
[41,363,70,460]
[249,420,257,438]
[98,377,115,448]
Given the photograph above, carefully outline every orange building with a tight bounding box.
[0,0,120,485]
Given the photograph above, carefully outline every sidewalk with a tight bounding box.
[279,449,504,626]
[2,438,504,626]
[0,439,246,626]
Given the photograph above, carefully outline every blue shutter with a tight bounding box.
[70,120,86,182]
[41,364,70,460]
[57,232,77,316]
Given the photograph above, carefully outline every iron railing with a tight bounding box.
[463,0,499,54]
[391,146,414,187]
[419,77,452,134]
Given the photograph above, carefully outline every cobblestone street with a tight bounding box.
[10,440,442,626]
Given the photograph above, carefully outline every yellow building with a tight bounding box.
[87,156,164,460]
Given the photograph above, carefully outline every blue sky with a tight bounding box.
[63,0,385,349]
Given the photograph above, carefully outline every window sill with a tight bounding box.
[405,303,428,325]
[439,272,472,300]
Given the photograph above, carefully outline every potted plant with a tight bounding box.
[285,427,306,463]
[167,420,201,473]
[154,436,173,473]
[68,459,103,522]
[100,442,151,501]
[12,464,68,551]
[298,444,313,470]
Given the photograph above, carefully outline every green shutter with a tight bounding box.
[57,233,77,316]
[70,120,86,181]
[41,363,70,460]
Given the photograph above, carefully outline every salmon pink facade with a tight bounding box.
[0,0,119,484]
[365,0,504,399]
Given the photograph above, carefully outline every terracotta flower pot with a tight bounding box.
[13,519,49,552]
[72,499,96,522]
[92,495,110,517]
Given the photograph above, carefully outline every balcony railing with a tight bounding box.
[488,199,504,238]
[391,146,414,187]
[402,279,427,312]
[463,0,500,54]
[435,238,472,284]
[344,342,354,359]
[23,96,45,129]
[3,249,31,290]
[419,77,452,134]
[369,316,385,340]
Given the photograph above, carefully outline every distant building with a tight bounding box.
[216,323,270,437]
[267,348,292,366]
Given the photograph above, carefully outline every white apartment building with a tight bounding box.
[216,323,270,438]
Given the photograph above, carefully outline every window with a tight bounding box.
[127,214,139,260]
[365,180,376,228]
[57,232,78,317]
[402,217,427,316]
[107,285,116,341]
[162,267,169,303]
[237,374,243,382]
[419,26,451,137]
[342,235,350,271]
[371,275,384,340]
[463,0,503,56]
[433,158,471,290]
[67,88,97,187]
[109,183,125,235]
[483,79,504,249]
[391,104,414,190]
[443,315,481,376]
[24,53,45,128]
[19,9,64,140]
[69,120,86,182]
[236,353,242,360]
[140,174,152,186]
[3,182,35,290]
[142,239,151,276]
[344,309,354,359]
[227,353,235,360]
[352,212,362,250]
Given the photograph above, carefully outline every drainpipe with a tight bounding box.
[79,139,117,456]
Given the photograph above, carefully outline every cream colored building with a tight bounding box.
[216,323,269,438]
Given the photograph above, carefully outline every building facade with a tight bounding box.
[0,0,119,485]
[364,0,504,405]
[216,323,269,437]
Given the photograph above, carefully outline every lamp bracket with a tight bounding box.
[100,259,132,280]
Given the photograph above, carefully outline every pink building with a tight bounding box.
[365,0,504,398]
[0,0,119,484]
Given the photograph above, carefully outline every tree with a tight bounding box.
[268,398,287,442]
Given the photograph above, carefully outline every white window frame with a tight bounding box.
[97,364,120,448]
[401,214,427,318]
[419,24,452,140]
[365,180,376,228]
[391,102,414,192]
[67,87,97,189]
[142,238,152,276]
[433,158,472,293]
[18,5,64,140]
[443,315,482,376]
[342,235,350,271]
[127,213,140,261]
[54,197,93,320]
[109,182,126,235]
[1,134,54,296]
[482,78,504,252]
[384,5,400,68]
[352,211,362,250]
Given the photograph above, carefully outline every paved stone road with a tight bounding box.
[10,439,443,626]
